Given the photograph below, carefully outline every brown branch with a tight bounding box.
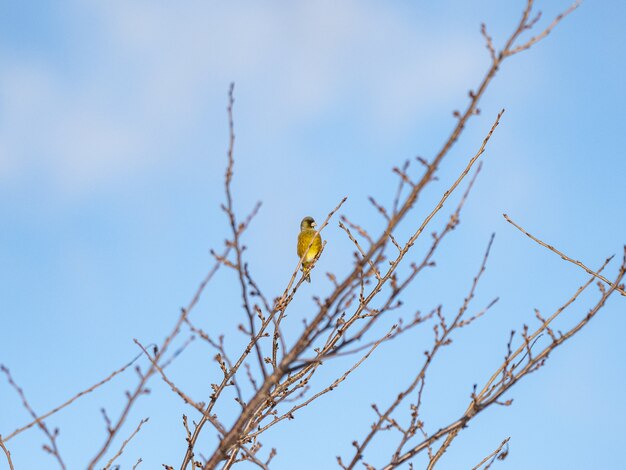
[471,437,510,470]
[87,240,229,469]
[239,116,498,462]
[346,234,496,469]
[172,2,579,466]
[181,197,346,469]
[504,1,581,57]
[2,351,143,442]
[160,335,196,370]
[313,309,432,361]
[391,160,413,216]
[246,325,397,440]
[503,213,626,296]
[322,112,502,365]
[481,23,496,62]
[133,340,209,417]
[1,366,66,469]
[386,254,626,468]
[0,436,15,470]
[83,147,254,468]
[184,325,246,410]
[478,256,613,405]
[368,196,390,221]
[340,215,374,246]
[222,84,267,380]
[339,220,381,281]
[103,418,149,470]
[243,264,286,369]
[203,101,502,468]
[337,161,484,351]
[223,441,270,470]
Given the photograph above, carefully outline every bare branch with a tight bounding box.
[6,2,593,469]
[181,196,347,469]
[0,436,15,470]
[481,23,496,62]
[87,241,228,469]
[346,234,496,469]
[1,366,66,469]
[471,437,510,470]
[505,1,581,57]
[133,340,206,416]
[247,325,397,440]
[504,213,626,296]
[3,351,143,442]
[387,254,626,468]
[103,418,149,470]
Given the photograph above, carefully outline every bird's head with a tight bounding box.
[300,216,317,230]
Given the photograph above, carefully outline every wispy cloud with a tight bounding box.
[0,0,481,195]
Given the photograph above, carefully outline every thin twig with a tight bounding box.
[503,213,626,296]
[247,325,398,440]
[103,418,149,470]
[0,436,15,470]
[471,437,510,470]
[1,366,66,469]
[505,1,581,56]
[182,197,346,470]
[347,234,497,469]
[386,255,626,469]
[3,351,143,442]
[87,242,229,469]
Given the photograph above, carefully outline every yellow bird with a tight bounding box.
[297,216,322,283]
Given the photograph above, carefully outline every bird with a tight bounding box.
[297,216,322,283]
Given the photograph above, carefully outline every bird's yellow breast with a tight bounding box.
[297,229,322,263]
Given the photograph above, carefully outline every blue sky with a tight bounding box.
[1,1,625,469]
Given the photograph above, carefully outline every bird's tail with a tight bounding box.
[304,272,311,283]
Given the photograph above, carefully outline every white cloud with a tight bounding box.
[0,58,141,193]
[0,0,481,195]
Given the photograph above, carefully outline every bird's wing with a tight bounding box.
[312,232,322,253]
[297,231,310,258]
[297,230,322,261]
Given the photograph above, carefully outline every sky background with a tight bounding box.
[1,1,625,469]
